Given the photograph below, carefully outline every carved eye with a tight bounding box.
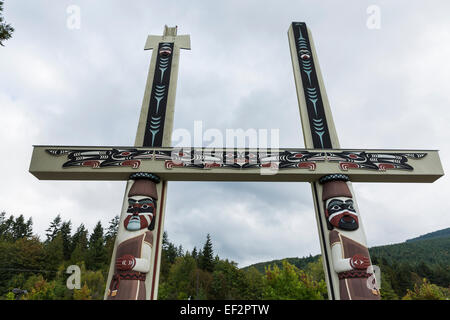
[128,205,133,210]
[348,204,354,211]
[331,205,341,211]
[141,204,149,209]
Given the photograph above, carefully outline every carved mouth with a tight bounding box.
[338,216,358,231]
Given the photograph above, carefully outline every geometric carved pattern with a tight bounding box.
[46,148,427,172]
[292,22,332,149]
[143,42,174,147]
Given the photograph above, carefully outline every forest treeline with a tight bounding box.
[0,211,448,300]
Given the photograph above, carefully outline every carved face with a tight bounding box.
[299,49,311,60]
[325,196,359,231]
[159,43,172,57]
[124,196,156,231]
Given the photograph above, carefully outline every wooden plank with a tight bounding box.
[29,146,444,183]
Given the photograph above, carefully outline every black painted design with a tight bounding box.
[326,151,427,171]
[292,22,332,149]
[129,172,161,183]
[143,42,174,147]
[46,149,153,169]
[319,174,350,184]
[156,149,326,170]
[46,148,427,172]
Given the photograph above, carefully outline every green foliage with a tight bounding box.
[0,1,14,46]
[73,283,92,300]
[164,254,198,299]
[304,256,325,283]
[406,227,450,242]
[86,221,108,271]
[60,221,73,261]
[79,262,106,300]
[45,215,62,243]
[402,278,450,300]
[0,211,448,300]
[70,224,88,265]
[244,254,319,274]
[199,234,215,272]
[25,276,57,300]
[210,259,246,299]
[5,292,14,300]
[44,233,64,272]
[369,236,450,267]
[262,260,326,300]
[0,213,112,300]
[0,212,33,241]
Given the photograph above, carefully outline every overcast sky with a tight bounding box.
[0,0,449,268]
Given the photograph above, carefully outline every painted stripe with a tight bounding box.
[292,22,332,149]
[143,42,174,147]
[150,180,166,300]
[312,181,336,300]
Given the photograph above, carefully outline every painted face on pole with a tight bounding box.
[325,196,359,231]
[321,175,359,231]
[124,196,156,231]
[124,177,158,231]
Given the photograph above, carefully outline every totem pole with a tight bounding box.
[320,174,380,299]
[287,22,381,299]
[103,25,190,300]
[106,173,159,299]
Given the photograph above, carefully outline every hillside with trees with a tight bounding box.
[0,211,448,300]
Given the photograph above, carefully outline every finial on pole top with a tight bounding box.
[163,25,178,36]
[145,25,190,51]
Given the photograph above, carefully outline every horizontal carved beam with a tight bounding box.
[29,146,444,183]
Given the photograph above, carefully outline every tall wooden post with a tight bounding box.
[288,22,380,300]
[104,25,190,300]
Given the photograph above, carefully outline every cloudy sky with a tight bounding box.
[1,0,449,268]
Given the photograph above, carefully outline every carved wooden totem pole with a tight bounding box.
[320,174,380,299]
[106,173,159,299]
[103,26,190,300]
[287,22,382,299]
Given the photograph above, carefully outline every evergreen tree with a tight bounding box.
[0,212,14,241]
[105,215,119,258]
[59,220,72,261]
[192,247,198,260]
[86,221,107,270]
[177,244,184,257]
[43,232,64,273]
[45,215,62,243]
[163,232,178,264]
[0,1,14,46]
[70,224,88,264]
[199,234,214,272]
[11,215,33,240]
[70,224,87,253]
[105,215,119,241]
